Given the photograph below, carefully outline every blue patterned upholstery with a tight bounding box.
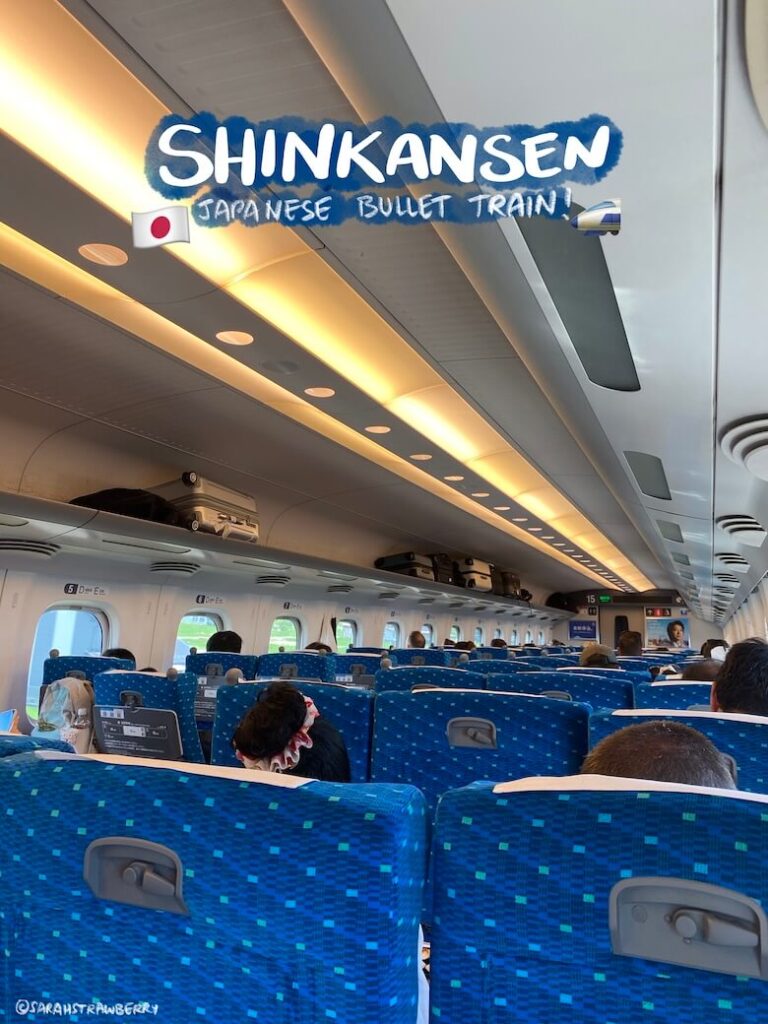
[93,671,203,763]
[430,776,768,1024]
[42,655,134,686]
[371,691,589,818]
[374,666,487,693]
[529,655,580,668]
[0,754,427,1024]
[0,735,74,756]
[470,647,515,661]
[634,682,713,710]
[185,653,258,678]
[388,648,449,667]
[616,658,656,677]
[335,653,387,678]
[210,682,374,782]
[257,652,336,682]
[488,671,635,711]
[589,710,768,793]
[484,660,541,674]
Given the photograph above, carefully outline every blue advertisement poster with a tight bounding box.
[569,620,598,642]
[644,608,690,649]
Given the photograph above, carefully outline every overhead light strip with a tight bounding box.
[0,0,652,590]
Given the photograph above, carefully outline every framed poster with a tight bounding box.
[569,620,598,642]
[644,607,689,649]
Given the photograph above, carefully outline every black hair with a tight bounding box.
[680,660,720,682]
[490,638,507,648]
[617,630,643,657]
[666,619,686,641]
[408,631,426,649]
[206,630,242,653]
[713,638,768,716]
[233,681,351,782]
[582,721,736,789]
[103,648,135,663]
[700,638,728,658]
[305,641,332,653]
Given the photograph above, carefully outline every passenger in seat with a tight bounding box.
[711,638,768,716]
[305,641,332,653]
[232,681,351,782]
[579,643,618,668]
[103,647,135,662]
[206,630,242,653]
[680,659,720,682]
[581,721,736,789]
[490,638,507,649]
[408,630,426,649]
[617,630,642,657]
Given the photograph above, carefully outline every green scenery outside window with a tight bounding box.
[174,613,223,669]
[449,625,460,643]
[269,617,300,653]
[382,621,400,648]
[336,620,357,652]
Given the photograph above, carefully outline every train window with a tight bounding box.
[269,616,301,653]
[511,628,519,645]
[336,619,357,652]
[538,630,545,644]
[26,606,107,720]
[173,613,223,669]
[474,626,484,645]
[525,630,533,643]
[493,628,503,640]
[449,625,461,643]
[421,623,434,646]
[382,621,400,648]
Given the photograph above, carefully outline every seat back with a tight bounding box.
[489,671,635,710]
[42,654,134,686]
[371,690,589,818]
[334,653,386,683]
[616,658,656,677]
[0,754,426,1024]
[257,652,336,682]
[634,682,713,710]
[0,735,74,757]
[470,647,515,661]
[589,709,768,792]
[211,681,374,782]
[185,652,258,678]
[388,648,449,667]
[484,659,541,674]
[431,776,768,1024]
[374,666,487,693]
[93,671,203,763]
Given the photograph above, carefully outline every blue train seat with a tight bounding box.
[470,647,515,661]
[210,681,374,782]
[388,648,449,667]
[0,735,74,756]
[334,653,387,683]
[93,671,203,763]
[0,753,427,1024]
[371,690,589,818]
[589,709,768,793]
[484,659,541,674]
[489,671,635,710]
[374,666,487,693]
[431,775,768,1024]
[185,652,258,678]
[257,652,336,682]
[634,682,713,710]
[42,654,134,686]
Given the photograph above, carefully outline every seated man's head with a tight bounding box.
[102,647,135,663]
[579,643,618,668]
[408,630,426,648]
[206,630,242,653]
[681,659,720,682]
[306,641,332,653]
[490,638,507,648]
[711,638,768,716]
[701,638,729,660]
[617,630,643,657]
[581,720,736,789]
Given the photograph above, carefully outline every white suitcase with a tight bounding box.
[152,471,259,543]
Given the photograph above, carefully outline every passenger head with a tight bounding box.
[408,630,426,649]
[666,620,686,645]
[454,641,475,651]
[579,643,618,668]
[442,638,456,648]
[232,681,350,782]
[701,638,729,661]
[206,630,242,653]
[680,659,721,682]
[305,641,332,653]
[490,638,507,648]
[102,647,135,663]
[581,721,736,789]
[617,630,643,657]
[711,638,768,716]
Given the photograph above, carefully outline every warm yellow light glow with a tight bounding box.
[215,330,254,346]
[365,425,391,435]
[410,454,433,462]
[78,243,127,267]
[444,475,464,482]
[471,492,490,498]
[304,387,336,399]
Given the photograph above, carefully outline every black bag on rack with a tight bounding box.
[70,488,181,526]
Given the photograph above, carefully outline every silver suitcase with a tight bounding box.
[152,471,259,543]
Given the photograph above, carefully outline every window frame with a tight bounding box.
[173,611,225,668]
[474,626,484,646]
[510,628,519,645]
[449,624,461,643]
[268,615,303,654]
[421,623,434,646]
[335,618,358,652]
[382,621,400,648]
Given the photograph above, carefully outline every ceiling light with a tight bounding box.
[444,475,464,482]
[410,454,432,461]
[304,387,336,398]
[512,517,528,523]
[493,505,511,511]
[216,330,254,346]
[78,242,127,266]
[541,535,555,540]
[528,527,543,532]
[471,492,490,498]
[365,425,391,434]
[553,542,565,547]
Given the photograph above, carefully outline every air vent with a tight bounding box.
[378,591,399,600]
[713,574,740,586]
[0,539,59,558]
[474,605,489,612]
[721,416,768,480]
[657,520,684,543]
[418,597,436,604]
[255,575,291,586]
[715,552,750,572]
[624,451,672,500]
[678,572,694,580]
[516,208,639,391]
[672,553,691,566]
[448,602,466,609]
[717,514,767,548]
[326,584,353,593]
[103,539,192,554]
[149,561,200,575]
[233,558,291,571]
[319,571,358,582]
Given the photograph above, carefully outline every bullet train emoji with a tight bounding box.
[570,199,621,236]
